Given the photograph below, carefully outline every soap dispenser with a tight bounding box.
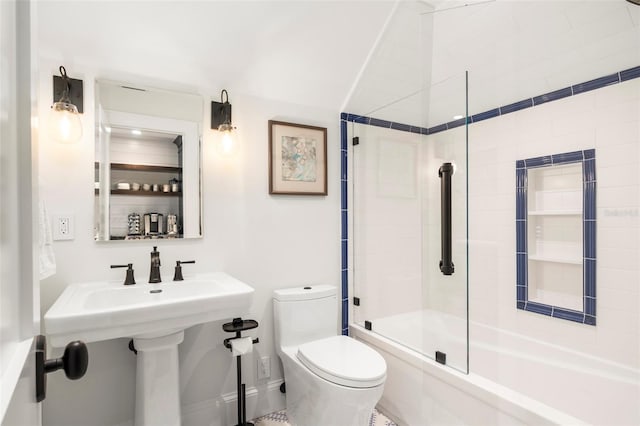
[149,246,162,283]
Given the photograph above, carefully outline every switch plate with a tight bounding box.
[257,356,270,380]
[52,214,74,240]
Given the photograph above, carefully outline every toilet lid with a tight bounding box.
[297,336,386,388]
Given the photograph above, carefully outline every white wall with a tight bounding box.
[467,77,640,425]
[38,64,340,425]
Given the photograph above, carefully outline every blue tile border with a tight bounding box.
[500,98,533,115]
[533,87,573,106]
[338,65,636,331]
[620,65,640,82]
[341,64,639,139]
[515,150,597,326]
[572,73,620,95]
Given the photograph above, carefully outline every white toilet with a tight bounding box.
[273,285,386,426]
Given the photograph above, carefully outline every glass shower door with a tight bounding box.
[350,70,468,373]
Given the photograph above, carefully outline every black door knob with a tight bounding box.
[35,335,89,402]
[52,340,88,380]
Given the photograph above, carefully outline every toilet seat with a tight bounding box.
[296,335,386,388]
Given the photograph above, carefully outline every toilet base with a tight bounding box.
[279,348,384,426]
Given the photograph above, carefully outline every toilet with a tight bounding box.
[273,285,386,426]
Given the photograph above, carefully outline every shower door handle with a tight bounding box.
[439,163,455,276]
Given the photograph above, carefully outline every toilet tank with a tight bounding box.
[273,285,338,350]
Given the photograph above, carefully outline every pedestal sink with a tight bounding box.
[44,272,254,426]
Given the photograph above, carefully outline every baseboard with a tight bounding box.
[182,379,285,426]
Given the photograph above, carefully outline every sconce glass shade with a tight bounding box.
[48,101,83,144]
[218,122,234,154]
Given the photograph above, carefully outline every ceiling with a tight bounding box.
[347,0,640,126]
[36,0,395,111]
[37,1,640,126]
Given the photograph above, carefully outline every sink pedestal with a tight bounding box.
[133,330,184,426]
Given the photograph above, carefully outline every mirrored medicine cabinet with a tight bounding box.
[94,80,204,241]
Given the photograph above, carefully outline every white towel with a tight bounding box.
[39,200,56,279]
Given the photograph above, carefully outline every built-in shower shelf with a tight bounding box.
[528,210,582,216]
[528,255,582,265]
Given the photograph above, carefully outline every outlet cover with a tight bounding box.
[257,356,271,380]
[52,214,74,241]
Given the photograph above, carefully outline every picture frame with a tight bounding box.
[268,120,327,195]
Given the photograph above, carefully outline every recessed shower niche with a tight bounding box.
[516,150,596,325]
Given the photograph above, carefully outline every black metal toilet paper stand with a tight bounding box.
[223,317,259,426]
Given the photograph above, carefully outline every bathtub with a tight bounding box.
[352,309,640,425]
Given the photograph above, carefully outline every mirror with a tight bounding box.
[94,80,203,241]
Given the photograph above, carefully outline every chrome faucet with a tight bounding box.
[149,246,162,283]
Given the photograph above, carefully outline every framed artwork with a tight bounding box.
[268,120,327,195]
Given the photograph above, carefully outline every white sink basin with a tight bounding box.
[44,272,254,347]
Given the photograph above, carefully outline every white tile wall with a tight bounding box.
[466,78,640,424]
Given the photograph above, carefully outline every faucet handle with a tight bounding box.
[173,260,195,281]
[110,263,136,285]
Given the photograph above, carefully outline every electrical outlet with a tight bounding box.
[257,356,270,380]
[52,214,74,241]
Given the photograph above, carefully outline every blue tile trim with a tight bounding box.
[341,299,349,330]
[341,211,348,240]
[620,65,640,82]
[341,149,347,181]
[516,285,527,302]
[585,259,596,299]
[552,308,584,323]
[500,98,533,115]
[370,117,392,128]
[516,221,526,253]
[516,254,527,286]
[584,220,596,259]
[516,168,527,188]
[525,302,553,316]
[552,151,583,164]
[342,65,639,137]
[341,183,348,211]
[584,149,596,160]
[525,155,552,168]
[533,87,573,106]
[584,182,596,220]
[391,122,411,132]
[446,117,467,129]
[583,159,596,182]
[584,297,596,317]
[340,120,347,150]
[472,108,500,123]
[516,187,527,220]
[428,123,448,134]
[341,239,348,271]
[342,327,349,336]
[572,73,620,95]
[516,150,596,326]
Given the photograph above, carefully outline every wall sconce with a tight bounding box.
[48,66,83,144]
[211,89,235,153]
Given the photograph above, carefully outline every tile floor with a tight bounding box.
[253,408,397,426]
